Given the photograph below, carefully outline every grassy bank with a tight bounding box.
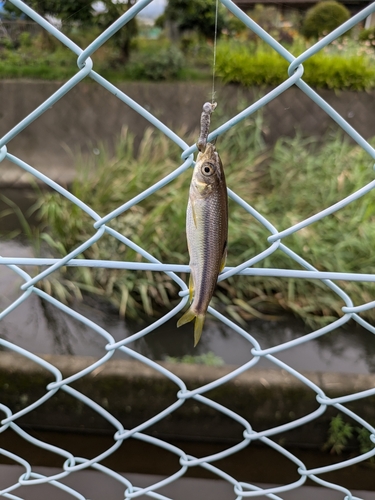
[27,115,375,327]
[0,32,207,82]
[2,29,375,90]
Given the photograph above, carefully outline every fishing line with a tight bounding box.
[211,0,219,104]
[60,1,93,25]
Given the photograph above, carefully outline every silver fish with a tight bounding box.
[177,142,228,346]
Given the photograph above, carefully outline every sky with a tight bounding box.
[137,0,167,19]
[93,0,167,19]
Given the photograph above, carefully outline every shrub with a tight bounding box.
[18,31,32,48]
[301,1,351,39]
[216,44,288,87]
[126,46,185,81]
[359,26,375,43]
[303,51,375,90]
[216,41,375,90]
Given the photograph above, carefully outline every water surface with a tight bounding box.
[1,240,375,374]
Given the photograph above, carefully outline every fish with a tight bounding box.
[177,142,228,346]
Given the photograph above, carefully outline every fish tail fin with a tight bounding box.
[194,314,205,347]
[177,308,206,347]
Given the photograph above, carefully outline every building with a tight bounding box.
[234,0,372,15]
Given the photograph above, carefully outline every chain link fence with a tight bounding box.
[1,0,375,498]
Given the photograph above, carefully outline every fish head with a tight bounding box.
[193,143,224,196]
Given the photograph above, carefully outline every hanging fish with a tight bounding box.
[177,103,228,346]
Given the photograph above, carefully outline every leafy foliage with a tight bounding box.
[358,26,375,44]
[0,32,78,79]
[0,26,204,81]
[356,426,375,459]
[126,45,184,80]
[3,0,138,62]
[216,44,287,87]
[1,14,375,89]
[302,50,375,90]
[301,1,350,39]
[96,0,138,63]
[324,414,353,454]
[325,414,375,460]
[3,0,96,24]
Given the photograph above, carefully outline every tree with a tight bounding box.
[3,0,95,24]
[97,0,138,63]
[3,0,138,61]
[164,0,226,40]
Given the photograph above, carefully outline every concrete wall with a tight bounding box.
[2,351,375,449]
[1,80,375,182]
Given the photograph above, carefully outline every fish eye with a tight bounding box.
[201,162,215,176]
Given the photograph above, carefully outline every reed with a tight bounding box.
[35,117,375,326]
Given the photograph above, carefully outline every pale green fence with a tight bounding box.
[1,1,375,499]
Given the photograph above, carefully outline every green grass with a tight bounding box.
[29,115,375,327]
[0,59,77,80]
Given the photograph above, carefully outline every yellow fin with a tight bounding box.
[194,314,205,347]
[177,308,196,328]
[177,309,205,347]
[219,246,227,273]
[189,274,194,302]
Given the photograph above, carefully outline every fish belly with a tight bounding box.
[187,193,226,316]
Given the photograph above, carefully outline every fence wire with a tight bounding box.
[1,0,375,499]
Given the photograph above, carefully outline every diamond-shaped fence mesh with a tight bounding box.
[1,0,375,498]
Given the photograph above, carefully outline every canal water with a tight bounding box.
[1,238,375,374]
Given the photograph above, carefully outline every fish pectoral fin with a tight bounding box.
[219,241,227,273]
[177,308,196,328]
[191,200,198,228]
[189,274,194,302]
[177,309,205,347]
